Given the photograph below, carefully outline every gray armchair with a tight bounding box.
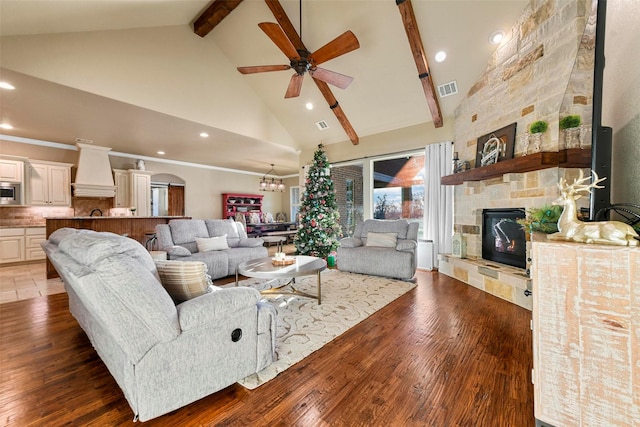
[42,228,276,421]
[337,219,419,280]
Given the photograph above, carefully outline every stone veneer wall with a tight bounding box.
[441,0,595,310]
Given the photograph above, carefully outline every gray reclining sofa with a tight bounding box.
[42,228,276,421]
[156,218,267,280]
[337,219,419,280]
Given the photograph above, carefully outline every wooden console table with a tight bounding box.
[531,241,639,425]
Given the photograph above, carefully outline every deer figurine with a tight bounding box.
[548,170,639,246]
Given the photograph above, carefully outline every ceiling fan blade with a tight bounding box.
[284,74,304,98]
[237,65,291,74]
[310,67,353,90]
[258,22,300,60]
[310,31,360,66]
[396,0,443,128]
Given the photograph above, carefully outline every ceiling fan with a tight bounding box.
[237,4,360,99]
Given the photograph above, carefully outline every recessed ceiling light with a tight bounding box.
[305,102,314,110]
[0,82,15,90]
[200,132,209,138]
[489,30,505,45]
[157,151,165,155]
[434,51,447,62]
[0,123,14,130]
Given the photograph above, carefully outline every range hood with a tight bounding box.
[71,143,116,198]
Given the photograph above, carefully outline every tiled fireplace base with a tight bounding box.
[438,255,532,310]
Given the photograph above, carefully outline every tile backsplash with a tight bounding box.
[0,198,116,227]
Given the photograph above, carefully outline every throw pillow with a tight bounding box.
[196,235,229,252]
[365,232,398,248]
[155,261,213,303]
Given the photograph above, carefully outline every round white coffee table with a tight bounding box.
[236,255,327,304]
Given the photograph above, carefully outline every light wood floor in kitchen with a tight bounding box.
[0,262,64,304]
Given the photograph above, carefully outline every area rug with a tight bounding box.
[225,269,416,389]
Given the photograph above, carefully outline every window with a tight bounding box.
[290,186,301,224]
[372,155,425,237]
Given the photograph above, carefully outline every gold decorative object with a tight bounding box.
[547,170,639,246]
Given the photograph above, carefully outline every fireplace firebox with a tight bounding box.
[482,208,527,269]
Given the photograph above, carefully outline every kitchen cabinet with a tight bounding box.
[0,158,24,182]
[0,228,25,263]
[113,169,130,208]
[0,227,47,264]
[129,170,153,216]
[25,227,46,261]
[26,161,72,206]
[112,169,152,215]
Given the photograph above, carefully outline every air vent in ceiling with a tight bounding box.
[437,80,458,98]
[315,120,329,131]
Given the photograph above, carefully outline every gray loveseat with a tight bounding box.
[42,228,276,421]
[156,219,267,280]
[337,219,419,280]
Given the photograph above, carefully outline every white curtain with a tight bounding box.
[424,141,454,268]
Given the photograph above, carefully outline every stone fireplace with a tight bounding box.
[439,1,596,311]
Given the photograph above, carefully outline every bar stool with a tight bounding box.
[144,231,157,251]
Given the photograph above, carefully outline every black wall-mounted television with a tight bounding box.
[590,0,612,219]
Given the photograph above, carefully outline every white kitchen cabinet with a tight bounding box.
[0,158,24,182]
[129,170,153,216]
[0,228,25,264]
[25,227,46,261]
[113,169,130,208]
[26,161,72,206]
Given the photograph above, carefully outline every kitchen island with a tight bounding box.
[45,216,189,278]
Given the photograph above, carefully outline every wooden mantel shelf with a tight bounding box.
[441,149,591,185]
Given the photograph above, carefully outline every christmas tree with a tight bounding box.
[294,144,342,258]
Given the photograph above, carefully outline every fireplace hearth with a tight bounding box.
[482,208,527,269]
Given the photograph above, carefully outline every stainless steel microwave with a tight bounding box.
[0,182,22,205]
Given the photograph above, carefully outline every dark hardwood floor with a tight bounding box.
[0,271,534,426]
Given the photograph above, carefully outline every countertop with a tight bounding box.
[45,216,187,220]
[0,225,47,229]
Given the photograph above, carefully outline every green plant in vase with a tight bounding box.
[559,115,582,149]
[559,115,581,130]
[517,205,563,236]
[528,120,548,154]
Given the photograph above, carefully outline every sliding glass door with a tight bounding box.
[330,152,425,238]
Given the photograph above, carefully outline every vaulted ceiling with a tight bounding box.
[0,0,527,175]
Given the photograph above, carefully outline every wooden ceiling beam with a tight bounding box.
[313,79,359,145]
[265,0,360,145]
[396,0,443,128]
[194,0,244,38]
